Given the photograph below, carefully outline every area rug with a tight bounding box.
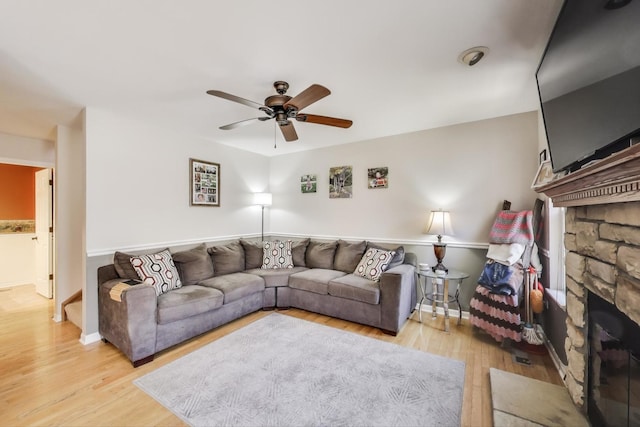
[134,313,465,426]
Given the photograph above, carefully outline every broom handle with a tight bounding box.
[525,269,531,324]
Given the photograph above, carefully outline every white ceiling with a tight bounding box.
[0,0,562,157]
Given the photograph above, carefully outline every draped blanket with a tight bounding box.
[469,209,536,343]
[469,285,522,342]
[489,210,534,245]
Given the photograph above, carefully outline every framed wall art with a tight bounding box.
[190,158,220,206]
[531,160,554,189]
[301,174,317,193]
[367,167,388,189]
[539,149,547,165]
[329,165,353,198]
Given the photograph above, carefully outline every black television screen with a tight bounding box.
[536,0,640,173]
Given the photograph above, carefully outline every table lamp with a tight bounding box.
[425,209,454,272]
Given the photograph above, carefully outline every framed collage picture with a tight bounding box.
[190,158,220,206]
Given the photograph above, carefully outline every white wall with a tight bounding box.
[0,234,36,288]
[80,110,540,336]
[270,112,540,244]
[0,131,54,167]
[83,108,271,337]
[269,112,540,306]
[55,123,86,327]
[85,108,270,254]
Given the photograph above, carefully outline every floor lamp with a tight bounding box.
[253,192,272,241]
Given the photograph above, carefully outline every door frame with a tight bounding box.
[34,168,54,298]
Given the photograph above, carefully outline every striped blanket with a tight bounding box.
[489,210,534,245]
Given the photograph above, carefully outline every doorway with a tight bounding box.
[0,163,54,300]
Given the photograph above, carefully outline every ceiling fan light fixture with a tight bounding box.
[458,46,489,66]
[207,81,352,143]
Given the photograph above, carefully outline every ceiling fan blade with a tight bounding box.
[219,116,270,130]
[206,90,265,109]
[296,114,353,128]
[279,121,298,142]
[283,84,331,111]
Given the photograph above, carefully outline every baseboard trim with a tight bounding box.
[415,302,470,320]
[80,332,102,345]
[541,325,568,385]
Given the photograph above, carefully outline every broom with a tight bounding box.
[522,267,544,345]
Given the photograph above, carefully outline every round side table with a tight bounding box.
[417,268,469,332]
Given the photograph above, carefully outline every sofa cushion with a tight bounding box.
[292,238,310,267]
[245,266,308,287]
[305,240,338,269]
[367,242,406,269]
[262,240,294,269]
[172,243,214,286]
[328,274,380,305]
[354,248,396,282]
[130,250,182,295]
[288,268,346,295]
[240,239,264,270]
[114,248,169,281]
[333,239,367,273]
[208,241,245,276]
[157,285,224,325]
[199,272,265,304]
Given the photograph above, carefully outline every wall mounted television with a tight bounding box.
[536,0,640,174]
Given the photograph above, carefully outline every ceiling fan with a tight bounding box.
[206,81,353,142]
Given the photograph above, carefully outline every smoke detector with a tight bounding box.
[458,46,489,66]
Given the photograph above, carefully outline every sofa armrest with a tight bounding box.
[378,263,416,334]
[98,276,157,364]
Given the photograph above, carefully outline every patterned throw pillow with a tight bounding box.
[354,248,396,282]
[130,250,182,296]
[261,240,294,269]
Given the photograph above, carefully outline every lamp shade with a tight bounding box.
[425,209,454,238]
[253,192,272,206]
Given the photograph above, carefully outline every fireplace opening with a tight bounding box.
[588,292,640,426]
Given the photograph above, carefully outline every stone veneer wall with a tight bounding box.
[563,201,640,408]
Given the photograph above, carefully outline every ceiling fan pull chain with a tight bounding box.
[273,119,277,149]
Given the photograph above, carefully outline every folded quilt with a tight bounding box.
[489,210,534,245]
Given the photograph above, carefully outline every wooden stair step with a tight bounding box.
[64,300,82,329]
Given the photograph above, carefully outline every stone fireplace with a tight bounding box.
[537,144,640,423]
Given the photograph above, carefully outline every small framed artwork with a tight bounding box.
[301,174,317,193]
[539,149,547,165]
[531,160,554,189]
[367,167,388,189]
[190,158,220,206]
[329,165,353,198]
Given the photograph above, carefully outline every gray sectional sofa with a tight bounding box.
[98,238,417,366]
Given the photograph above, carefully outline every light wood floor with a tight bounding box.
[0,284,563,426]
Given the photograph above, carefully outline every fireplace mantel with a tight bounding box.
[536,144,640,207]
